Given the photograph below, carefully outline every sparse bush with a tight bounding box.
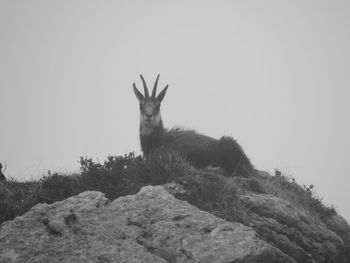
[230,176,268,194]
[0,154,338,229]
[0,151,191,225]
[175,168,245,222]
[40,174,81,203]
[0,180,41,223]
[255,169,336,218]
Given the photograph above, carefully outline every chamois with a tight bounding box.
[0,163,6,181]
[133,74,254,177]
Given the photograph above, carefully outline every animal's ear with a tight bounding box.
[133,83,144,102]
[156,85,168,102]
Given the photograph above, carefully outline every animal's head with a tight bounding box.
[133,74,168,134]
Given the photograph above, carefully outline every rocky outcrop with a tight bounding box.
[0,186,295,263]
[240,193,347,263]
[1,184,349,263]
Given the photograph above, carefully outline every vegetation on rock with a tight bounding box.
[0,152,349,262]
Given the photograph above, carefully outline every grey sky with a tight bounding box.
[1,1,350,220]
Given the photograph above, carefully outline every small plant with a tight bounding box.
[274,169,282,177]
[303,184,314,195]
[175,168,245,222]
[257,169,336,218]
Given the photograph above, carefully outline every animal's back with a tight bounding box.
[165,128,221,169]
[217,136,254,176]
[164,128,254,176]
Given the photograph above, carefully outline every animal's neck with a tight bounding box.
[140,118,165,155]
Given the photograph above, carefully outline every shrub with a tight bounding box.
[255,169,336,218]
[0,152,191,225]
[0,154,337,228]
[175,168,245,222]
[0,180,41,223]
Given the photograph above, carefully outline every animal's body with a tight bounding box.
[133,75,254,177]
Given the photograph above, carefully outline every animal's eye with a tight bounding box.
[155,105,160,111]
[139,104,144,110]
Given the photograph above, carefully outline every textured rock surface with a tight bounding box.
[240,193,347,263]
[0,186,296,263]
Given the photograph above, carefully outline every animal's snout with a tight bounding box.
[145,114,153,119]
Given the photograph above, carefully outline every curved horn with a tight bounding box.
[152,74,160,98]
[139,74,149,98]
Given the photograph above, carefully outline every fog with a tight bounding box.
[1,0,349,220]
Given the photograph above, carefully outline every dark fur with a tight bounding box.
[141,126,254,177]
[217,136,254,176]
[140,120,166,156]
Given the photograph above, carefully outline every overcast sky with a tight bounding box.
[1,0,349,220]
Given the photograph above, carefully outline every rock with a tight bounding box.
[163,181,186,196]
[240,192,346,263]
[0,186,296,263]
[323,214,350,242]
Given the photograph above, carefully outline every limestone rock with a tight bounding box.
[0,187,295,263]
[240,192,346,263]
